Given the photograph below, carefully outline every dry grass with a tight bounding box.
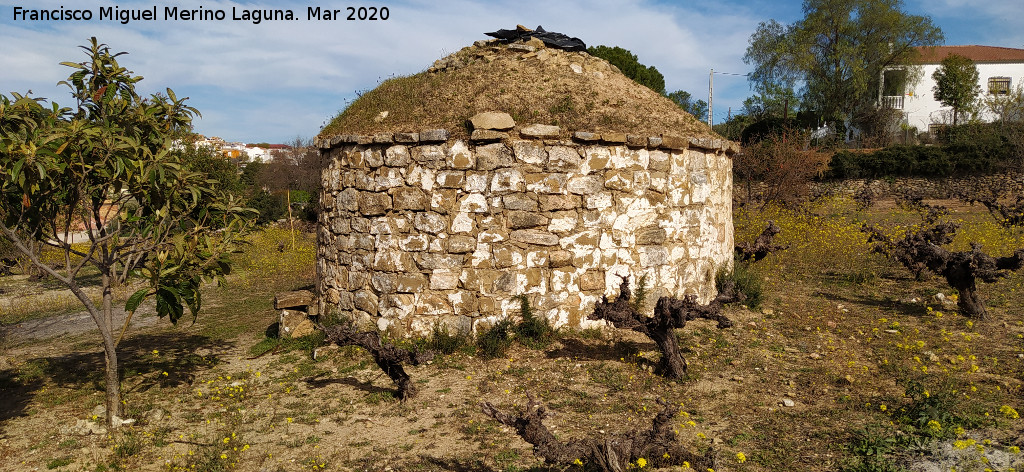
[1,202,1022,472]
[320,41,716,140]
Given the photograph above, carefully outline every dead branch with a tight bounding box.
[735,220,788,262]
[589,278,737,379]
[319,321,434,400]
[864,221,1024,319]
[481,394,715,472]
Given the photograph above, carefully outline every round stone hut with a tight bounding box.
[314,38,739,337]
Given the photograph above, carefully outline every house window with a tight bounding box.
[989,77,1011,95]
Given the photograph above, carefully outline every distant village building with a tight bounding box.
[880,45,1024,133]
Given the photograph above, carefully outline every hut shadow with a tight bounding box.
[420,456,552,472]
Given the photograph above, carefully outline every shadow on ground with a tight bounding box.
[0,332,233,430]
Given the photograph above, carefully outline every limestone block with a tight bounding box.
[458,193,489,213]
[429,189,457,214]
[391,187,427,211]
[661,134,688,150]
[492,244,526,269]
[413,144,447,168]
[394,132,419,144]
[373,251,416,272]
[547,146,582,170]
[464,172,489,193]
[448,235,477,254]
[639,246,669,267]
[573,131,599,142]
[470,242,494,269]
[567,175,603,195]
[419,129,450,142]
[336,188,360,211]
[399,234,430,252]
[351,234,375,251]
[330,216,351,234]
[429,269,460,290]
[353,290,379,316]
[376,168,405,190]
[550,267,580,293]
[471,130,508,141]
[274,290,314,309]
[540,194,580,211]
[362,148,384,168]
[549,250,573,268]
[511,229,559,246]
[493,272,518,294]
[418,253,465,270]
[476,143,513,170]
[526,250,549,268]
[279,309,315,339]
[416,293,453,315]
[585,192,613,210]
[478,229,508,243]
[414,212,448,234]
[371,272,398,294]
[503,193,539,211]
[450,212,475,233]
[507,210,549,229]
[601,132,627,143]
[357,192,391,216]
[460,269,501,294]
[438,314,473,334]
[436,170,466,189]
[548,210,578,234]
[604,170,634,191]
[446,140,475,170]
[580,271,605,291]
[470,111,515,130]
[348,270,370,290]
[520,124,560,138]
[649,150,670,172]
[513,140,548,165]
[635,225,667,245]
[447,293,478,316]
[525,173,567,194]
[490,169,526,194]
[396,274,427,293]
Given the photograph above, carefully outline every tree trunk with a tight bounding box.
[100,273,123,428]
[954,281,987,319]
[648,324,686,379]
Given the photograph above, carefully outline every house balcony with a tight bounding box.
[881,95,905,110]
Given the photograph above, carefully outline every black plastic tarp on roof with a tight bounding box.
[485,25,587,52]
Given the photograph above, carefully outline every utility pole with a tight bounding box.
[708,69,714,127]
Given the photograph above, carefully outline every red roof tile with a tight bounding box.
[914,45,1024,64]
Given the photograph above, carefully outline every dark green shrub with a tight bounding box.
[476,319,514,359]
[427,322,473,355]
[717,262,764,310]
[512,295,556,349]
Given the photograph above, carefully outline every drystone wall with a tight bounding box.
[315,124,737,337]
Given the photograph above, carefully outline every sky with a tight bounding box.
[2,0,1022,144]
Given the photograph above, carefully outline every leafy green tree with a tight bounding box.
[667,90,708,122]
[0,39,255,428]
[744,0,942,127]
[587,45,666,94]
[742,83,800,120]
[932,54,980,126]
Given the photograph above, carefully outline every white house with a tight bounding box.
[880,45,1024,133]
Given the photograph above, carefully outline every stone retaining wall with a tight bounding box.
[315,127,736,337]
